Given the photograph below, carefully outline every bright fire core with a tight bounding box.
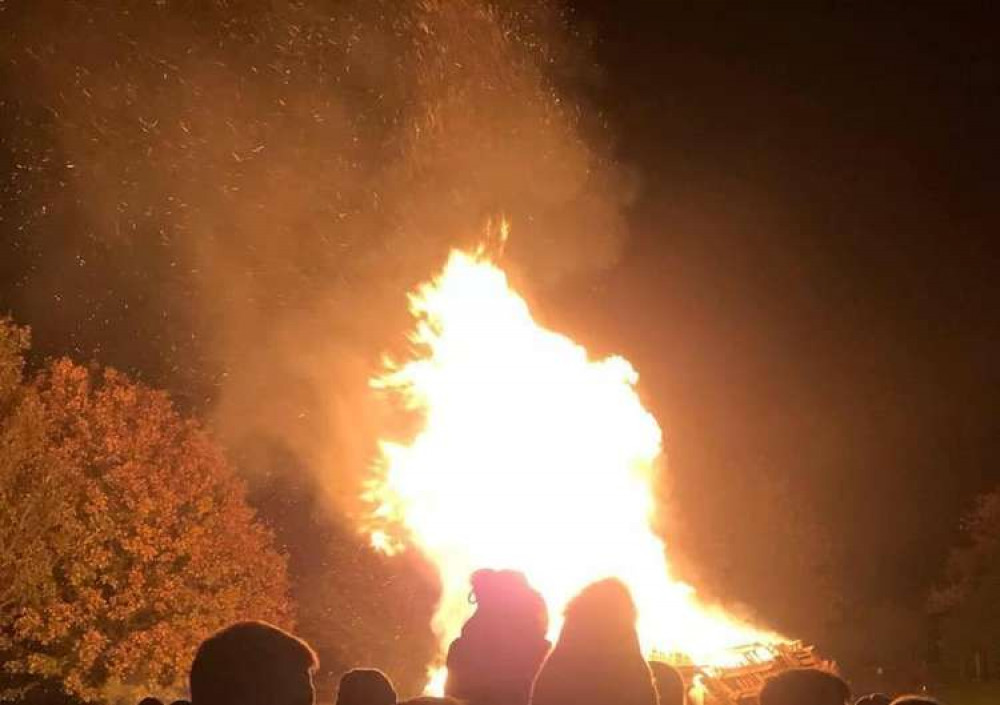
[366,246,777,678]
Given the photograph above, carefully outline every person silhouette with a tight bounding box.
[530,578,657,705]
[190,621,318,705]
[336,668,397,705]
[759,669,850,705]
[648,661,685,705]
[855,694,892,705]
[445,569,551,705]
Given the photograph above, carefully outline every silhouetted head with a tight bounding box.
[138,698,164,705]
[890,697,940,705]
[759,669,850,705]
[855,695,892,705]
[470,568,521,602]
[190,621,318,705]
[336,668,397,705]
[560,577,637,643]
[648,661,685,705]
[169,701,192,705]
[468,568,548,632]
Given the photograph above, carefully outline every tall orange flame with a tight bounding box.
[366,245,778,686]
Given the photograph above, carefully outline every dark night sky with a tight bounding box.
[558,1,1000,637]
[1,0,998,675]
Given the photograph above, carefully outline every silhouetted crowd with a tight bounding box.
[137,571,945,705]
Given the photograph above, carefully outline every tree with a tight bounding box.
[0,318,78,702]
[0,321,293,703]
[0,317,62,628]
[930,488,1000,680]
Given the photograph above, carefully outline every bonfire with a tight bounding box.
[366,236,822,701]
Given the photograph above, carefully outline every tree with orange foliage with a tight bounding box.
[0,318,293,703]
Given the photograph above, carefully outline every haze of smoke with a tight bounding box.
[0,0,633,516]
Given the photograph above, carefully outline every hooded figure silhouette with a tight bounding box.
[445,569,551,705]
[530,578,656,705]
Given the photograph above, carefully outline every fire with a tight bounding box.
[366,244,778,684]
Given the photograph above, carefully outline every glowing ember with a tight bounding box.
[366,243,778,683]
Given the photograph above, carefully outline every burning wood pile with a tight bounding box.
[655,641,829,705]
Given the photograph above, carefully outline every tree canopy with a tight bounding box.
[0,317,293,703]
[931,487,1000,678]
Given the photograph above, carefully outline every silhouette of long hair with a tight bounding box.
[530,578,656,705]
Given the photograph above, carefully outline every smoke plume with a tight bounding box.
[0,0,632,519]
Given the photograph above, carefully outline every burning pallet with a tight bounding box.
[653,641,829,705]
